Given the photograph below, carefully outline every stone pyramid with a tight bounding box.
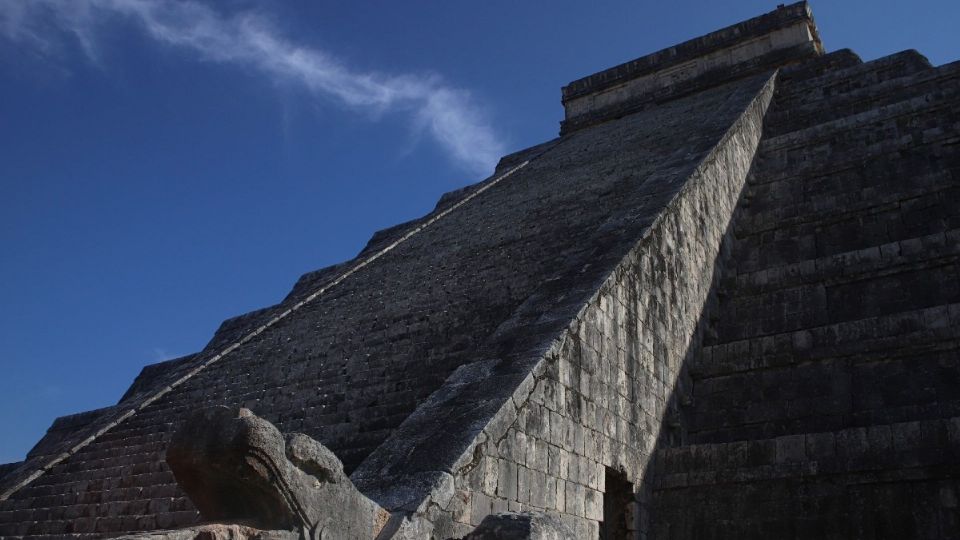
[2,2,958,538]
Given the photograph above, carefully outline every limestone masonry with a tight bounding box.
[2,2,958,538]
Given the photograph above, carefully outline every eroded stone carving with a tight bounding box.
[166,406,390,540]
[114,523,298,540]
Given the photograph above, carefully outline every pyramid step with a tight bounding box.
[659,417,960,486]
[697,303,960,378]
[751,135,960,199]
[730,184,959,275]
[730,158,960,273]
[720,228,960,298]
[736,168,958,241]
[750,136,960,217]
[758,85,960,160]
[57,448,167,478]
[651,418,960,539]
[688,344,960,443]
[711,251,960,343]
[767,67,953,138]
[765,53,950,136]
[774,49,864,86]
[773,49,931,109]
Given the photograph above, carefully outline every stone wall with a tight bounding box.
[4,5,957,539]
[560,2,819,134]
[400,73,775,539]
[649,49,960,539]
[0,64,774,540]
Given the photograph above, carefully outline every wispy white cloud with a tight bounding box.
[0,0,504,174]
[149,347,174,362]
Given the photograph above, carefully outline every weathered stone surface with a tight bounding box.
[0,3,958,539]
[114,523,298,540]
[0,462,20,482]
[166,407,389,539]
[560,2,821,134]
[650,44,960,539]
[352,72,776,535]
[462,512,574,540]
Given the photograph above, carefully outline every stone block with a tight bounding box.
[463,511,575,540]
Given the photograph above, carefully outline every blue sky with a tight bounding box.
[0,1,957,464]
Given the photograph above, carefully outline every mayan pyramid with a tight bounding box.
[2,2,959,538]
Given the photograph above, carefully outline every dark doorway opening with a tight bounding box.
[600,467,635,539]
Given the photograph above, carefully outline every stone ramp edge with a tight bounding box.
[348,71,779,530]
[0,157,539,503]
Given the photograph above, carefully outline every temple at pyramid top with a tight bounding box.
[560,1,823,133]
[2,1,959,538]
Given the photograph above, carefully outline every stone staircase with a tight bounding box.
[650,51,960,538]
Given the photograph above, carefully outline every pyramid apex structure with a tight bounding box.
[560,1,823,134]
[3,2,959,539]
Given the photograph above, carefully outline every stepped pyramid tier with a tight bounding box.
[649,44,960,538]
[1,2,957,538]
